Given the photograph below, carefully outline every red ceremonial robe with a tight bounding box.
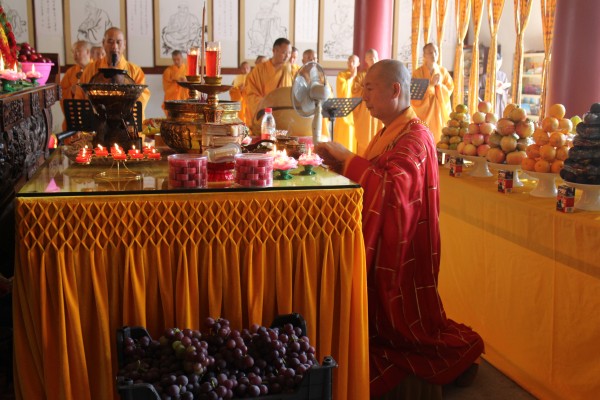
[343,107,484,397]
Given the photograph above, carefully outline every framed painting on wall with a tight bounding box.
[153,0,211,66]
[239,0,292,65]
[318,0,354,68]
[3,0,35,47]
[64,0,125,65]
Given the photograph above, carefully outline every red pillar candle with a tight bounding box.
[205,42,221,77]
[94,145,108,157]
[187,47,199,76]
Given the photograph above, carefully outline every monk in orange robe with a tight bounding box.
[76,27,151,118]
[229,61,251,124]
[334,54,359,152]
[162,50,187,115]
[411,42,454,144]
[60,40,91,130]
[351,49,383,156]
[245,38,295,131]
[316,60,483,399]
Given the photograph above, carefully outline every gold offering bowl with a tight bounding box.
[161,100,241,153]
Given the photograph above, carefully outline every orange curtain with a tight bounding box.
[468,0,485,113]
[453,0,472,108]
[422,0,434,45]
[539,0,557,118]
[484,0,506,109]
[436,0,450,64]
[412,0,423,71]
[511,0,533,106]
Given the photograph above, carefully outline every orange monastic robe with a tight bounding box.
[343,107,484,396]
[351,70,383,156]
[245,60,294,125]
[411,64,454,144]
[60,64,84,130]
[76,56,151,119]
[334,70,356,152]
[162,63,187,114]
[229,73,249,124]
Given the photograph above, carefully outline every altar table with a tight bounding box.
[437,167,600,400]
[13,150,369,400]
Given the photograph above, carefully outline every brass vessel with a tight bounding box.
[161,100,241,153]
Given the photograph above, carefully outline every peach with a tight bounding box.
[515,120,534,138]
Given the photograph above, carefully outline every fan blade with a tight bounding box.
[293,77,309,103]
[309,82,331,100]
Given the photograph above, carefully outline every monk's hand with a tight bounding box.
[315,142,353,173]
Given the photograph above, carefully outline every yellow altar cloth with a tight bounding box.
[13,153,369,400]
[437,167,600,400]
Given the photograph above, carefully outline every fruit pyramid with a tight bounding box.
[457,101,498,157]
[560,102,600,184]
[521,103,573,174]
[486,103,533,165]
[437,104,470,151]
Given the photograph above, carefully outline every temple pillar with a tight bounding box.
[353,0,394,69]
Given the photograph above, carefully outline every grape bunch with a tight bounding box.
[117,317,318,399]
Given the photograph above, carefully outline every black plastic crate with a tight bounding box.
[116,314,337,400]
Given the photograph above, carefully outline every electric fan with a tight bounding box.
[291,61,332,144]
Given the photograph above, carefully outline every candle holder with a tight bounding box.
[300,165,316,175]
[94,159,142,181]
[177,82,232,122]
[185,74,202,100]
[29,77,39,86]
[275,169,293,180]
[1,78,15,92]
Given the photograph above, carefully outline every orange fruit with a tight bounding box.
[550,159,564,174]
[548,104,566,120]
[534,159,551,173]
[521,157,536,171]
[539,144,557,162]
[533,128,550,145]
[541,117,559,132]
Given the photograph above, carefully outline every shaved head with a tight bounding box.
[369,59,411,105]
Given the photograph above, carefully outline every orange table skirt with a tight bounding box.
[437,168,600,400]
[13,189,369,400]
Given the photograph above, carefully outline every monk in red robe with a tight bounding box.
[316,59,483,399]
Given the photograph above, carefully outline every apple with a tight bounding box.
[515,120,534,138]
[462,133,472,144]
[485,112,498,124]
[468,123,480,135]
[526,143,541,159]
[570,115,582,131]
[477,144,490,157]
[472,112,486,124]
[503,103,518,119]
[500,135,518,153]
[486,147,506,164]
[484,134,490,144]
[517,138,530,151]
[539,144,557,161]
[497,118,516,136]
[488,133,502,147]
[463,143,478,156]
[509,107,527,122]
[480,122,495,135]
[478,101,493,114]
[18,54,27,62]
[471,133,485,146]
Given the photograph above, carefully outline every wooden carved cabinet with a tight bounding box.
[0,84,60,276]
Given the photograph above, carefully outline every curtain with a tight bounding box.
[539,0,557,119]
[453,0,471,108]
[412,0,423,71]
[484,0,506,109]
[511,0,533,106]
[468,0,485,113]
[423,0,434,45]
[436,0,450,64]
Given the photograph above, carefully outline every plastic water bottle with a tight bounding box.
[260,108,276,141]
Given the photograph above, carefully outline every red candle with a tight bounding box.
[128,145,139,156]
[147,149,161,160]
[143,145,155,154]
[112,149,127,161]
[94,145,108,157]
[75,148,91,163]
[111,144,122,155]
[130,151,144,160]
[205,42,221,77]
[187,47,199,76]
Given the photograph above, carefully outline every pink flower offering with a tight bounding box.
[26,64,43,79]
[298,147,323,167]
[0,70,18,81]
[272,150,298,170]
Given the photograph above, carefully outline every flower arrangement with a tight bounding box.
[0,7,18,68]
